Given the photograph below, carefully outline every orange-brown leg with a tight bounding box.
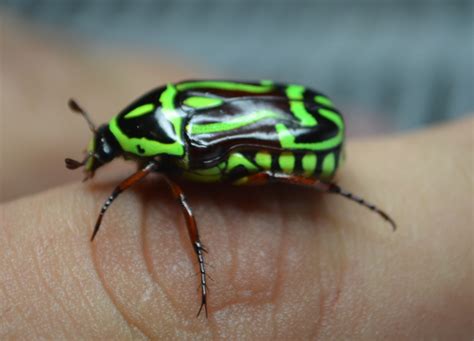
[238,171,396,230]
[163,176,209,318]
[90,162,157,241]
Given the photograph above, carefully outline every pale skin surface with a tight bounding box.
[1,15,473,340]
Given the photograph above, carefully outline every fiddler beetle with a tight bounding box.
[66,80,396,317]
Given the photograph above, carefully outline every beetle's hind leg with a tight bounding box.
[326,182,396,230]
[235,171,396,230]
[163,176,209,318]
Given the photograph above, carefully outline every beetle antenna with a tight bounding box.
[65,153,92,170]
[68,98,97,133]
[329,183,397,231]
[65,158,85,169]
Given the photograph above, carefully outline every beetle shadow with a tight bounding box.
[84,173,335,236]
[172,180,333,234]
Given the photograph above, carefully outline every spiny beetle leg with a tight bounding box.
[163,176,209,318]
[237,171,396,230]
[90,162,157,241]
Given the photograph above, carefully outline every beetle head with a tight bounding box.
[65,99,121,180]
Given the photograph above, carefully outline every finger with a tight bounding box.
[0,117,472,338]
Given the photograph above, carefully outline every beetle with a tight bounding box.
[65,80,396,317]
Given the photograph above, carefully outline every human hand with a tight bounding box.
[2,115,472,339]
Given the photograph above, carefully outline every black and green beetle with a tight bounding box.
[66,80,396,317]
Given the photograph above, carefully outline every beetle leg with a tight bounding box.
[163,176,209,318]
[90,162,157,241]
[237,171,396,230]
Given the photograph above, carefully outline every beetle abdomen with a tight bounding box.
[181,148,342,183]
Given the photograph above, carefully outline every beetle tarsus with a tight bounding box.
[195,242,209,318]
[197,294,208,318]
[329,183,397,231]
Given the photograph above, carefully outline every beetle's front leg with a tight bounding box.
[90,162,157,241]
[162,176,209,318]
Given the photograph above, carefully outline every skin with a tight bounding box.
[1,117,473,339]
[1,15,473,340]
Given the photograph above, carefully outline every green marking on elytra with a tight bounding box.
[183,96,223,109]
[160,84,184,143]
[124,103,155,119]
[322,153,336,178]
[226,153,258,173]
[183,170,223,182]
[189,110,280,135]
[260,80,273,86]
[279,152,295,173]
[255,151,272,170]
[109,117,184,156]
[160,84,181,121]
[183,163,226,182]
[302,153,317,176]
[109,84,184,157]
[319,107,344,131]
[275,108,344,151]
[177,81,274,93]
[314,96,333,107]
[286,85,317,126]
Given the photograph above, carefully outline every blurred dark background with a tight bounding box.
[2,0,473,133]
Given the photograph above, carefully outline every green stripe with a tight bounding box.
[108,84,184,157]
[124,103,155,119]
[109,117,184,156]
[260,79,273,86]
[183,96,223,109]
[279,152,295,173]
[276,108,344,151]
[255,151,272,170]
[159,84,184,143]
[302,153,317,176]
[189,110,280,135]
[314,96,333,107]
[226,153,258,173]
[176,80,274,93]
[160,84,178,113]
[183,163,226,182]
[322,153,336,178]
[286,85,317,126]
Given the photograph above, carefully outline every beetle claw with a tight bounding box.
[196,297,208,318]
